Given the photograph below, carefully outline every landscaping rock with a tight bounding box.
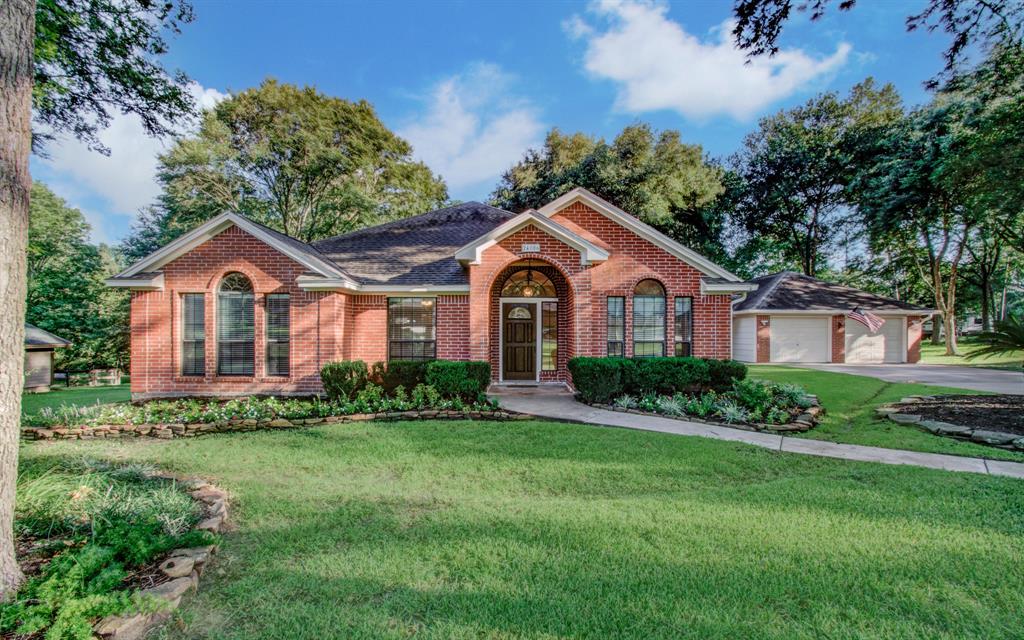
[95,612,167,640]
[889,413,922,424]
[142,575,196,606]
[191,487,227,503]
[196,515,223,533]
[970,430,1019,445]
[919,420,972,436]
[159,555,195,578]
[875,406,898,417]
[268,418,292,428]
[899,396,923,404]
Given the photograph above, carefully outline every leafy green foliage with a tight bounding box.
[490,125,729,259]
[32,0,196,153]
[371,360,430,394]
[569,357,747,402]
[125,79,448,257]
[320,361,369,401]
[27,183,129,371]
[968,315,1024,364]
[425,361,491,400]
[3,458,213,639]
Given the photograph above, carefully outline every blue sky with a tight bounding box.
[31,0,953,245]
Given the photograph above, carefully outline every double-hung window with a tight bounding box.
[266,294,290,376]
[181,294,205,376]
[674,297,693,357]
[541,301,557,370]
[388,298,436,361]
[632,280,666,357]
[607,297,625,357]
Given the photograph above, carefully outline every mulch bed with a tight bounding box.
[894,395,1024,434]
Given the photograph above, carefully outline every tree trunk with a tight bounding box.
[0,0,34,598]
[931,315,943,344]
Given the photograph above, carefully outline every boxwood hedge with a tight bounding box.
[567,356,747,403]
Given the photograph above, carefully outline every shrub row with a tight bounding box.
[320,359,491,402]
[567,356,748,404]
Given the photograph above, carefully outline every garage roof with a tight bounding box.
[734,271,934,313]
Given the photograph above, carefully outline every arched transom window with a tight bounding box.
[501,269,556,298]
[633,279,665,357]
[217,273,255,376]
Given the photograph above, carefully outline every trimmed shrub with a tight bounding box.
[624,357,710,395]
[320,360,369,401]
[567,357,623,403]
[705,359,748,392]
[371,360,430,394]
[425,360,491,399]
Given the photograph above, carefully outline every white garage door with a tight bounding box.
[845,317,905,363]
[770,317,830,363]
[733,316,756,362]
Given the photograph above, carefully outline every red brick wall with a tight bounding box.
[907,315,922,363]
[756,315,771,363]
[130,226,341,399]
[437,296,470,360]
[831,315,846,363]
[551,203,732,360]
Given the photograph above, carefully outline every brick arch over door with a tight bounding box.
[489,260,576,382]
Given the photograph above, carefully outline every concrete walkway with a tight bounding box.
[793,363,1023,395]
[489,387,1024,480]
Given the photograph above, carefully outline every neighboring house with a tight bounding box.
[106,188,756,399]
[24,323,70,392]
[732,272,935,364]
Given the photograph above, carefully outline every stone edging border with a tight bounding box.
[878,396,1024,451]
[22,409,531,441]
[94,472,230,640]
[584,395,824,433]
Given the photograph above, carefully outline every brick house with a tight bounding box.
[108,189,758,399]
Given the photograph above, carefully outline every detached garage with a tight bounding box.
[24,323,70,392]
[732,272,935,365]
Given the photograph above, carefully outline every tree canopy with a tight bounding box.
[490,124,727,258]
[125,79,447,257]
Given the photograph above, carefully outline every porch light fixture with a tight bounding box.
[522,260,537,297]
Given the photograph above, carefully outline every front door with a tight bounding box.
[503,303,536,380]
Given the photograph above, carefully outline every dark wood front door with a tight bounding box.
[503,303,536,380]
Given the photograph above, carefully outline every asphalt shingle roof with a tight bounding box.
[25,323,70,348]
[311,202,516,285]
[734,271,932,313]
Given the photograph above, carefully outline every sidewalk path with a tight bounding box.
[490,388,1024,480]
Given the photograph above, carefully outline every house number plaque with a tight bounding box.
[520,243,540,253]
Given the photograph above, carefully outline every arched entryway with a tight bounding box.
[490,260,574,383]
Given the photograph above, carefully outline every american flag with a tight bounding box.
[849,308,885,333]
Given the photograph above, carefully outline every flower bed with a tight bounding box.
[879,395,1024,450]
[2,459,223,640]
[584,379,823,433]
[22,383,524,442]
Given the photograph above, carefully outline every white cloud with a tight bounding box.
[399,63,544,195]
[37,82,227,240]
[569,0,851,120]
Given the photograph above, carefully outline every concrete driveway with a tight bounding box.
[791,363,1023,395]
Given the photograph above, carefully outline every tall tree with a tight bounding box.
[856,101,979,354]
[490,125,727,258]
[139,79,447,249]
[732,0,1023,84]
[26,183,127,370]
[0,0,196,597]
[0,0,35,597]
[731,79,902,276]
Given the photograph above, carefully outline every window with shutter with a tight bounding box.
[542,301,557,370]
[181,294,205,376]
[266,294,290,376]
[217,273,255,376]
[388,298,436,361]
[674,297,693,357]
[633,279,665,357]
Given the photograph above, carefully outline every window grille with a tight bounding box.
[388,298,436,361]
[182,294,205,376]
[266,294,290,376]
[633,280,665,357]
[607,296,624,357]
[217,273,255,376]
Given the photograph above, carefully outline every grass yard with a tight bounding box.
[22,421,1024,639]
[751,366,1024,461]
[21,384,130,417]
[920,336,1023,370]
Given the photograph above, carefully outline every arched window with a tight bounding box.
[633,279,665,357]
[501,269,556,298]
[217,273,255,375]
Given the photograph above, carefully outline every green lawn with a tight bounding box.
[920,336,1023,370]
[750,366,1024,462]
[20,384,130,417]
[20,421,1024,640]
